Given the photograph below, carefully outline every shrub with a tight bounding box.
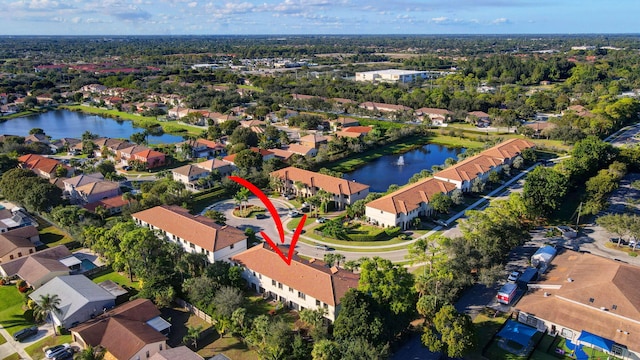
[384,226,401,237]
[629,252,638,257]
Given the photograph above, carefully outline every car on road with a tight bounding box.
[435,219,448,227]
[316,217,326,223]
[45,344,71,359]
[288,210,300,217]
[507,271,520,282]
[255,213,267,219]
[13,326,38,342]
[283,194,294,200]
[315,244,329,251]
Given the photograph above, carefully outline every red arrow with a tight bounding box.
[230,176,306,266]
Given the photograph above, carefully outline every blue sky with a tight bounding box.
[1,0,638,35]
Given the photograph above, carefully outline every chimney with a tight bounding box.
[330,266,339,274]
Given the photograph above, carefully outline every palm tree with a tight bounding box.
[317,189,332,213]
[183,325,202,348]
[75,346,105,360]
[33,294,62,335]
[234,188,250,213]
[333,254,346,268]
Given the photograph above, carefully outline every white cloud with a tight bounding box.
[492,17,509,24]
[431,16,448,23]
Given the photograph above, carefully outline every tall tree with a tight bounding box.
[522,166,569,218]
[33,294,62,336]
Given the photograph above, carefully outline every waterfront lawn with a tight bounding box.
[0,286,33,335]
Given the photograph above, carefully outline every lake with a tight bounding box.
[0,110,186,144]
[343,144,465,192]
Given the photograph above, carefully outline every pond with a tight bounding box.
[343,144,465,192]
[0,110,186,144]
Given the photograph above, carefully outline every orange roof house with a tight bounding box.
[133,149,166,169]
[232,244,359,321]
[132,205,247,263]
[270,167,369,209]
[18,154,70,179]
[366,177,457,229]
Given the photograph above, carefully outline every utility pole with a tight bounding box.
[576,202,583,228]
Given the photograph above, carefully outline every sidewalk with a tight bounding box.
[0,326,34,360]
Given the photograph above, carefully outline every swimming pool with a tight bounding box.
[80,258,97,272]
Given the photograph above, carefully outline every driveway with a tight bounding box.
[0,322,56,360]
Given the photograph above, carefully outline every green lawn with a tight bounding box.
[197,334,258,360]
[0,285,34,335]
[286,216,316,231]
[24,334,72,360]
[0,332,6,345]
[467,308,509,360]
[1,353,20,360]
[38,225,74,247]
[91,269,140,290]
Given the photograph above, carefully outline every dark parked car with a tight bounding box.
[255,213,267,219]
[52,349,74,360]
[13,326,38,342]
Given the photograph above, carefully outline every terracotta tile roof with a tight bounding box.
[18,154,63,174]
[172,164,209,177]
[335,131,362,139]
[269,148,295,161]
[480,138,536,160]
[72,299,166,360]
[270,167,369,196]
[415,107,451,116]
[299,134,328,145]
[0,245,71,285]
[434,154,503,183]
[194,159,232,171]
[359,102,413,112]
[434,139,534,183]
[232,244,359,306]
[366,177,458,215]
[190,138,225,150]
[222,153,237,164]
[131,205,246,252]
[76,181,120,196]
[84,195,134,212]
[330,117,359,126]
[134,149,165,159]
[285,144,315,156]
[342,126,373,134]
[119,145,150,156]
[516,250,640,353]
[468,110,490,118]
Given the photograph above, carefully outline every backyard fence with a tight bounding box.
[175,298,214,324]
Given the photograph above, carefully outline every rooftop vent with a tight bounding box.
[589,298,595,303]
[544,292,550,297]
[567,277,573,282]
[600,307,607,311]
[612,304,618,310]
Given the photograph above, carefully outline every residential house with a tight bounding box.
[18,154,71,179]
[24,133,50,145]
[299,134,328,149]
[117,145,150,166]
[366,177,458,229]
[64,173,105,200]
[30,275,116,329]
[285,144,317,157]
[50,138,81,154]
[133,149,166,169]
[269,148,296,162]
[149,347,203,360]
[329,117,359,131]
[223,147,274,165]
[336,126,373,139]
[175,138,225,159]
[433,138,535,192]
[516,250,640,359]
[232,244,359,322]
[0,245,74,289]
[0,226,39,263]
[172,165,210,190]
[74,181,122,205]
[415,107,452,125]
[466,111,491,126]
[564,105,595,118]
[132,205,247,263]
[270,167,369,209]
[355,69,430,83]
[84,195,135,215]
[72,298,170,360]
[0,208,38,233]
[358,101,413,113]
[195,159,234,178]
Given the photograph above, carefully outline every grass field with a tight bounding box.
[0,332,6,345]
[91,269,140,290]
[1,353,20,360]
[38,225,73,247]
[466,308,509,360]
[0,286,33,335]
